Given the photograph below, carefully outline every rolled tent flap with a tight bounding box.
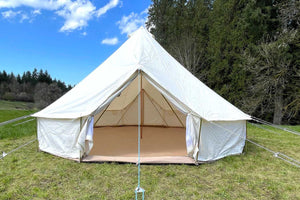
[85,116,94,155]
[185,114,201,159]
[76,118,88,157]
[75,116,96,158]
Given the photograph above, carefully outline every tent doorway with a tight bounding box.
[83,72,195,163]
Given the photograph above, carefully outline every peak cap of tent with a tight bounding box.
[128,26,155,39]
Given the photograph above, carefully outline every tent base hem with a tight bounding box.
[82,155,197,164]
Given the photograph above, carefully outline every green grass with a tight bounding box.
[0,100,36,110]
[0,110,299,199]
[0,100,37,139]
[0,110,37,140]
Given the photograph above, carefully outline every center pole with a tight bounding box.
[135,69,145,200]
[140,74,144,139]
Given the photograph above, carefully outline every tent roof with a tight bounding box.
[32,27,251,121]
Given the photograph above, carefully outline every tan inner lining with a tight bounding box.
[89,126,187,157]
[93,73,186,128]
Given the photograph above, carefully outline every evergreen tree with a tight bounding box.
[31,68,38,85]
[242,1,299,124]
[146,0,299,123]
[147,0,211,78]
[0,69,72,106]
[206,0,279,107]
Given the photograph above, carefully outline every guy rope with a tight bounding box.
[0,114,36,159]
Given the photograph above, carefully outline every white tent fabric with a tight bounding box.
[32,27,251,162]
[32,27,250,121]
[186,114,201,158]
[37,118,81,158]
[198,120,246,161]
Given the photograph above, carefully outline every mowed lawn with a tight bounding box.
[0,105,299,199]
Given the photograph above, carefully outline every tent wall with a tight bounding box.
[197,120,246,161]
[37,118,87,159]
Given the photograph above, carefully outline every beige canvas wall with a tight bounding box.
[89,126,187,157]
[94,73,186,127]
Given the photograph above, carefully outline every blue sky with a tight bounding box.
[0,0,152,85]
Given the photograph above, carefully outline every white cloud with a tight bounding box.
[56,1,96,32]
[20,13,29,22]
[0,0,120,32]
[1,9,40,23]
[0,0,63,10]
[117,9,148,36]
[101,37,118,45]
[96,0,119,17]
[32,9,41,15]
[1,10,20,18]
[81,31,87,36]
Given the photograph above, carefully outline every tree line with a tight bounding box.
[147,0,299,124]
[0,69,72,109]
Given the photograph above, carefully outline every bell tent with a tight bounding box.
[32,27,251,164]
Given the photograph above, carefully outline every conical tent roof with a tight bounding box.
[32,27,251,121]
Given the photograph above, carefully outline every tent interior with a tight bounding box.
[83,73,195,163]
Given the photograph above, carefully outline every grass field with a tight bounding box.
[0,100,35,110]
[0,105,299,199]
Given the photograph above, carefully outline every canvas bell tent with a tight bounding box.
[32,27,251,164]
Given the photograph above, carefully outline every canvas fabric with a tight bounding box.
[33,27,250,161]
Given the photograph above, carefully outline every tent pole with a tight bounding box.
[141,89,144,139]
[161,94,185,127]
[140,74,144,139]
[138,70,141,186]
[79,117,83,163]
[135,69,145,199]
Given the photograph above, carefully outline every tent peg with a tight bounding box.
[135,186,145,200]
[1,152,7,159]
